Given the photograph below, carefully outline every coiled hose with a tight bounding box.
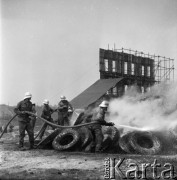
[0,111,99,140]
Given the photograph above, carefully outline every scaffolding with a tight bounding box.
[99,47,175,97]
[71,47,175,108]
[112,47,175,83]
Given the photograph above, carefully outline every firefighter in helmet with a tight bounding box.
[14,92,34,150]
[39,99,55,140]
[57,95,73,126]
[84,100,114,152]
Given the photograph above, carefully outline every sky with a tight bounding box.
[0,0,177,106]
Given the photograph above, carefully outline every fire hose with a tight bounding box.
[0,114,18,139]
[0,111,100,140]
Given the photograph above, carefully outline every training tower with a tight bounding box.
[99,47,174,97]
[71,47,174,109]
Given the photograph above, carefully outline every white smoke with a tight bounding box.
[108,81,177,131]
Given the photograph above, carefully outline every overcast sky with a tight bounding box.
[0,0,177,106]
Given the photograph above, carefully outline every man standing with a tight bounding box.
[57,95,73,126]
[39,99,55,140]
[14,92,34,150]
[84,101,114,153]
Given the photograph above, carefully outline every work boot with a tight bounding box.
[20,147,26,151]
[27,146,33,150]
[28,144,35,150]
[18,142,25,149]
[18,146,26,151]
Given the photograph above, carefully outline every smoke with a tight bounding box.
[108,82,177,131]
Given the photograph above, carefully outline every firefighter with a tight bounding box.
[85,101,114,153]
[14,92,34,150]
[57,95,73,126]
[39,99,55,140]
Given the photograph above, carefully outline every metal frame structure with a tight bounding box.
[99,47,174,97]
[111,47,174,83]
[71,47,174,109]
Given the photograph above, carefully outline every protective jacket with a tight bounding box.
[82,108,111,127]
[41,105,54,121]
[39,105,55,139]
[14,100,33,122]
[58,100,73,113]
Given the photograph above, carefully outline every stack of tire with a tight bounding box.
[51,126,121,152]
[36,126,121,152]
[36,126,162,155]
[36,127,92,151]
[52,126,98,152]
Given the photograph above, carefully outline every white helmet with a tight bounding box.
[24,92,32,99]
[43,99,49,105]
[68,107,73,112]
[99,100,109,108]
[60,95,66,100]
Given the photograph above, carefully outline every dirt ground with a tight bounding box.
[1,132,177,180]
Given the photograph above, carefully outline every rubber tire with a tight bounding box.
[110,140,124,154]
[36,128,62,149]
[169,127,177,152]
[153,131,173,154]
[52,128,80,151]
[129,131,161,155]
[101,134,112,152]
[119,131,135,154]
[77,126,93,149]
[102,126,120,143]
[74,112,85,125]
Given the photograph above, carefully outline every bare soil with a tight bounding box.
[0,132,177,180]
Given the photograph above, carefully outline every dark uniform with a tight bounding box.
[39,105,55,139]
[14,100,34,148]
[57,100,73,126]
[83,108,113,152]
[30,104,37,130]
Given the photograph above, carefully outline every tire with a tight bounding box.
[102,126,120,144]
[36,128,62,149]
[169,126,177,141]
[74,112,85,125]
[52,128,80,151]
[129,131,161,155]
[111,140,124,154]
[101,134,112,152]
[153,131,173,153]
[77,127,93,149]
[119,132,135,154]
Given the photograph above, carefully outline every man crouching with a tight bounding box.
[83,100,114,153]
